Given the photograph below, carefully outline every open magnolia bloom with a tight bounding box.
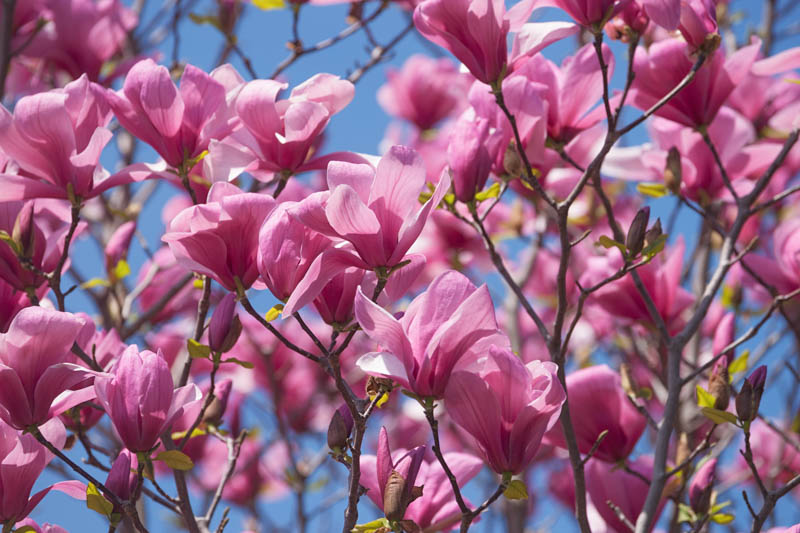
[445,346,565,475]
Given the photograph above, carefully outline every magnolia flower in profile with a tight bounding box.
[354,269,504,398]
[0,307,96,430]
[688,457,716,514]
[205,73,360,183]
[545,364,646,463]
[0,75,130,201]
[445,346,565,475]
[163,182,276,292]
[94,345,201,452]
[413,0,577,85]
[105,58,243,169]
[629,38,760,128]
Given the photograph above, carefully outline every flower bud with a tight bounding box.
[664,147,682,194]
[327,404,354,451]
[105,450,138,508]
[383,470,408,521]
[707,358,730,411]
[208,293,241,353]
[626,206,650,257]
[503,142,523,178]
[644,218,663,249]
[104,221,136,275]
[688,458,716,514]
[736,366,767,422]
[203,379,233,427]
[11,201,35,259]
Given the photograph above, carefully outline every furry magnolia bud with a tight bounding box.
[327,405,354,451]
[383,470,408,521]
[707,358,730,410]
[626,206,650,257]
[644,218,663,249]
[664,147,682,194]
[736,366,767,423]
[208,293,241,353]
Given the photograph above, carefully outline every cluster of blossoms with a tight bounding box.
[0,0,800,532]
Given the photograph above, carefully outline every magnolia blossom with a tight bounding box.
[106,58,243,168]
[94,345,201,452]
[0,308,94,429]
[163,182,276,291]
[206,73,358,182]
[445,346,565,474]
[0,418,85,527]
[545,365,646,463]
[354,269,504,398]
[0,75,127,201]
[413,0,577,84]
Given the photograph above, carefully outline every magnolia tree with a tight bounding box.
[1,0,800,532]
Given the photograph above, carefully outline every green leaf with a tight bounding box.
[676,502,697,524]
[503,479,529,500]
[252,0,285,9]
[710,512,734,524]
[15,526,38,533]
[727,350,749,375]
[188,13,220,28]
[187,339,211,360]
[785,78,800,85]
[265,304,284,322]
[156,450,194,471]
[475,182,501,202]
[696,385,716,408]
[701,407,739,425]
[368,391,390,408]
[193,278,205,289]
[351,518,391,533]
[637,182,668,197]
[636,387,653,400]
[112,259,131,280]
[81,277,111,289]
[710,500,731,513]
[86,482,113,518]
[642,234,667,260]
[0,230,20,255]
[220,356,255,369]
[597,235,627,254]
[171,427,207,441]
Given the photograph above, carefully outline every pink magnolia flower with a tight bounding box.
[257,202,332,301]
[354,269,503,398]
[26,0,137,83]
[94,345,201,452]
[206,73,358,182]
[106,59,243,169]
[0,75,129,201]
[281,146,450,316]
[359,427,426,522]
[0,279,35,333]
[445,346,565,474]
[586,456,664,533]
[377,55,469,130]
[0,418,86,527]
[163,182,276,291]
[0,308,96,430]
[448,114,494,203]
[511,42,614,143]
[0,200,85,291]
[413,0,577,85]
[629,38,760,128]
[688,457,716,512]
[677,0,718,51]
[545,365,646,463]
[581,239,694,333]
[604,108,781,202]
